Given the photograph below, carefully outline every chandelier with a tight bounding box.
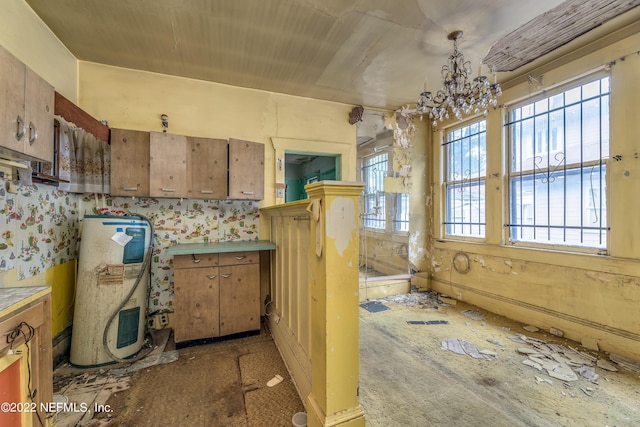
[416,30,502,126]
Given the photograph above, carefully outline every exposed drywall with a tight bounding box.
[428,31,640,361]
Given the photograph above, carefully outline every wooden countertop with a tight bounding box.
[0,286,50,318]
[166,240,276,255]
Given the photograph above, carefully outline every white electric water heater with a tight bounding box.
[70,215,151,367]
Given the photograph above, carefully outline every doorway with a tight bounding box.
[284,153,339,202]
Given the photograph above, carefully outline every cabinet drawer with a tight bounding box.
[219,251,258,265]
[174,253,219,269]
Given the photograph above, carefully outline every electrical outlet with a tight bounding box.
[146,317,155,329]
[159,313,169,326]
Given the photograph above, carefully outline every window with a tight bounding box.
[393,193,410,233]
[443,120,487,238]
[30,119,66,186]
[362,152,387,229]
[507,75,609,248]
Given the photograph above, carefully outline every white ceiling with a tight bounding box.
[25,0,640,110]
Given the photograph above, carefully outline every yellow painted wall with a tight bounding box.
[77,61,358,213]
[0,0,78,102]
[0,261,75,336]
[428,30,640,360]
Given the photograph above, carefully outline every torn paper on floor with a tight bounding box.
[441,338,493,360]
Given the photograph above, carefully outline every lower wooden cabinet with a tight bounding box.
[173,251,260,343]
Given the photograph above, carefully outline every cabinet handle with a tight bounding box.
[191,254,201,263]
[200,190,213,194]
[234,256,246,260]
[241,191,254,195]
[161,188,176,192]
[206,275,217,280]
[15,115,25,141]
[28,121,38,144]
[123,186,139,191]
[221,274,231,278]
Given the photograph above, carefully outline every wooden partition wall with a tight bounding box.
[262,181,365,427]
[263,199,313,399]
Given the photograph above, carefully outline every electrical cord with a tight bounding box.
[6,321,45,427]
[101,213,156,364]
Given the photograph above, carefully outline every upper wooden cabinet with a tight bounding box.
[110,128,150,197]
[187,136,227,199]
[110,130,265,200]
[150,132,188,198]
[228,138,264,200]
[0,45,54,163]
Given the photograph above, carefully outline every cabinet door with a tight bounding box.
[0,46,54,163]
[228,138,264,200]
[23,68,54,163]
[173,266,220,342]
[219,263,260,336]
[188,136,227,199]
[150,132,188,198]
[0,45,27,157]
[110,129,150,196]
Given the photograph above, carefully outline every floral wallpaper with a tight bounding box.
[0,182,81,279]
[1,181,261,313]
[92,195,260,313]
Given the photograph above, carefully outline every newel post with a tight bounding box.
[305,181,365,427]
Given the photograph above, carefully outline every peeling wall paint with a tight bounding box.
[326,197,356,257]
[426,33,640,361]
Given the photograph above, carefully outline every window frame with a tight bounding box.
[393,192,410,234]
[361,151,388,231]
[442,118,488,241]
[504,72,610,252]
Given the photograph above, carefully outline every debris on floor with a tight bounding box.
[440,338,494,359]
[581,337,600,351]
[407,320,448,325]
[609,353,640,374]
[523,325,540,332]
[461,310,486,321]
[513,332,614,384]
[535,376,553,385]
[110,350,179,377]
[437,295,458,305]
[359,301,390,313]
[596,358,618,372]
[549,327,564,337]
[267,374,284,387]
[487,338,505,347]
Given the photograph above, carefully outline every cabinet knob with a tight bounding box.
[15,115,25,141]
[28,121,38,144]
[221,274,231,278]
[206,275,217,280]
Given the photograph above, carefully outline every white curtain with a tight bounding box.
[58,117,110,194]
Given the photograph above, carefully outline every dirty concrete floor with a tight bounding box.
[359,291,640,427]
